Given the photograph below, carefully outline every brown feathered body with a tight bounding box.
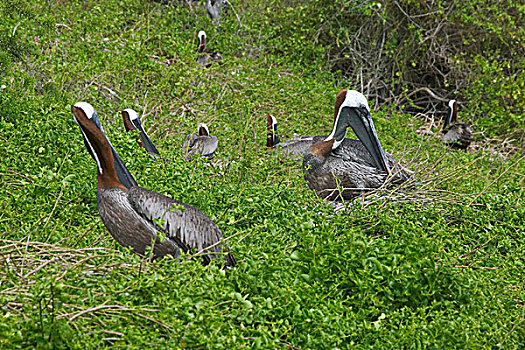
[304,139,409,201]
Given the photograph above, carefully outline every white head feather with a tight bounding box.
[270,115,278,127]
[342,90,370,111]
[448,99,456,109]
[123,108,139,121]
[198,30,206,40]
[74,102,96,119]
[326,90,371,149]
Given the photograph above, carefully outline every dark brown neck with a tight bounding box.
[122,112,144,148]
[97,170,126,189]
[73,106,126,190]
[122,112,136,132]
[198,38,206,53]
[310,139,335,158]
[199,126,208,136]
[266,135,273,148]
[333,89,347,121]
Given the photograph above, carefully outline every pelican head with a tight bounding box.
[326,89,390,174]
[266,114,279,147]
[122,108,140,131]
[198,30,207,52]
[73,102,97,122]
[198,123,210,136]
[73,102,104,175]
[121,108,160,157]
[73,102,137,189]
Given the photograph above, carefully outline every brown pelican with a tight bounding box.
[303,89,410,201]
[442,100,473,149]
[122,108,161,159]
[266,114,324,160]
[183,123,218,161]
[72,102,235,267]
[197,30,222,67]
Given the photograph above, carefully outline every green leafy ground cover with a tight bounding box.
[0,0,524,348]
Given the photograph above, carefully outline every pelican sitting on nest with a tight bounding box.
[196,30,222,67]
[183,123,218,161]
[303,89,411,201]
[442,99,473,150]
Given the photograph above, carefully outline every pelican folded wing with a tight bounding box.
[127,187,235,266]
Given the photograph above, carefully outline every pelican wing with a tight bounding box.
[335,139,410,182]
[127,186,235,266]
[183,134,218,160]
[277,135,324,160]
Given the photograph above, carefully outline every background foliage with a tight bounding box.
[249,0,525,136]
[0,0,523,348]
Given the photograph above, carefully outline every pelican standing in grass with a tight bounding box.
[442,99,473,150]
[183,123,218,161]
[266,114,324,160]
[303,89,410,201]
[72,102,236,267]
[196,30,222,67]
[122,108,161,159]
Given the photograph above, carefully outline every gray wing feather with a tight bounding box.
[97,187,181,259]
[127,187,235,266]
[442,123,473,149]
[276,135,324,160]
[303,138,410,200]
[183,134,218,160]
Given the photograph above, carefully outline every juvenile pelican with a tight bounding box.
[73,102,235,267]
[303,90,410,201]
[196,30,222,67]
[183,123,218,161]
[442,100,473,149]
[122,108,161,158]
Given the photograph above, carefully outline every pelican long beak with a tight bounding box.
[110,146,139,189]
[342,107,391,174]
[133,117,160,157]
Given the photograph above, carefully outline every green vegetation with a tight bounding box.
[0,0,523,348]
